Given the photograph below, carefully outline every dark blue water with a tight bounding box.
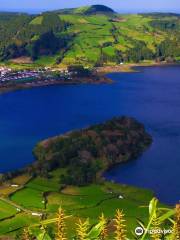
[0,65,180,204]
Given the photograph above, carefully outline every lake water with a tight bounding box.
[0,65,180,204]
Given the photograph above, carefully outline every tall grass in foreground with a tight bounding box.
[23,198,179,240]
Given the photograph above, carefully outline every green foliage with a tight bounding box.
[0,13,32,55]
[30,16,43,25]
[0,9,179,66]
[156,37,180,59]
[138,198,175,240]
[0,176,155,238]
[0,213,38,235]
[33,117,152,186]
[151,19,180,31]
[0,12,70,61]
[27,31,66,60]
[21,198,178,240]
[67,65,91,77]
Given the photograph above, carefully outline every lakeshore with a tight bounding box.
[0,66,112,94]
[0,75,112,94]
[0,64,180,238]
[0,117,154,239]
[0,65,180,204]
[0,4,179,238]
[96,61,180,74]
[1,61,179,94]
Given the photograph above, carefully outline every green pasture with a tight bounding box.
[26,177,60,192]
[0,213,38,236]
[1,171,156,239]
[30,16,43,25]
[0,200,18,220]
[2,13,176,68]
[10,187,45,210]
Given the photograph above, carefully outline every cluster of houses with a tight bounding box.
[0,66,80,86]
[0,67,44,83]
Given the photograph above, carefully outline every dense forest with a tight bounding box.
[33,117,152,185]
[0,5,180,65]
[0,12,70,60]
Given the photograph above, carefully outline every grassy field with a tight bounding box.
[30,16,43,25]
[2,12,171,70]
[0,11,177,70]
[0,5,179,71]
[10,187,45,210]
[0,200,18,220]
[11,174,31,185]
[56,13,168,67]
[26,177,60,192]
[0,213,38,236]
[0,170,156,239]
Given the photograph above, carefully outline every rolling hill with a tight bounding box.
[0,5,179,67]
[52,4,115,15]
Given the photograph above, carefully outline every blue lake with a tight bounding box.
[0,65,180,204]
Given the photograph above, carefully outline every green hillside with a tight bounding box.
[0,175,154,239]
[0,5,180,67]
[48,4,115,15]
